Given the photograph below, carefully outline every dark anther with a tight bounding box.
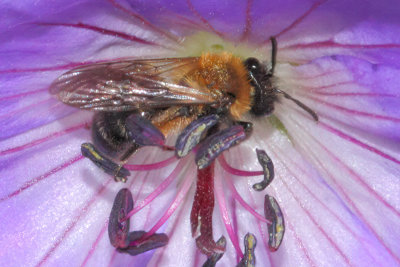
[252,149,274,191]
[264,195,285,252]
[81,143,130,182]
[237,233,257,267]
[108,189,169,255]
[118,231,169,256]
[125,114,165,147]
[195,125,246,169]
[108,188,134,249]
[175,114,219,158]
[202,236,227,267]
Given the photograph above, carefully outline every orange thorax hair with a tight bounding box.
[184,52,252,119]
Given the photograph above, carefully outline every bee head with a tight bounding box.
[244,57,277,117]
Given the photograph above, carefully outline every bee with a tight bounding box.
[50,37,317,175]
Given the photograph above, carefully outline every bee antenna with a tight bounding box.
[270,36,277,75]
[275,89,319,122]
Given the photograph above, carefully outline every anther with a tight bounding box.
[264,195,285,251]
[175,114,219,158]
[108,188,133,249]
[81,143,130,182]
[237,233,257,267]
[119,231,169,256]
[125,114,165,147]
[195,125,246,169]
[202,236,227,267]
[252,149,274,191]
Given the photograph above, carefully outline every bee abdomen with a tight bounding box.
[92,112,133,159]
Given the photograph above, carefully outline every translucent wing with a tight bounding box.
[49,57,215,111]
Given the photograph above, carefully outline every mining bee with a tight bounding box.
[50,37,317,180]
[50,37,316,261]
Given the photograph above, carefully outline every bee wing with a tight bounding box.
[49,57,215,111]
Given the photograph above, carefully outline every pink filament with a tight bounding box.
[214,172,244,262]
[223,174,270,224]
[218,154,264,176]
[123,159,185,220]
[133,165,194,244]
[124,155,177,171]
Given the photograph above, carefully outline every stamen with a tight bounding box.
[196,125,246,169]
[119,231,169,256]
[125,114,165,147]
[218,154,264,177]
[191,163,226,257]
[124,155,177,171]
[224,174,270,223]
[175,114,219,158]
[123,160,185,220]
[108,188,133,249]
[237,233,257,267]
[214,170,243,261]
[81,143,130,182]
[133,164,194,243]
[202,236,227,267]
[264,195,285,252]
[252,149,274,191]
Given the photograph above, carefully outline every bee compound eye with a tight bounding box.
[244,57,261,71]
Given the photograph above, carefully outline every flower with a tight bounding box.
[1,0,400,266]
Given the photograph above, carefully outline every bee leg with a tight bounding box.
[252,149,274,191]
[195,125,247,169]
[81,143,130,182]
[175,114,220,158]
[125,114,166,147]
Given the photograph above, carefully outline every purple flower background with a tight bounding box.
[1,0,400,266]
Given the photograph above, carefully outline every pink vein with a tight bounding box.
[0,60,102,74]
[286,217,318,267]
[320,121,400,166]
[0,88,47,102]
[282,39,400,50]
[0,154,84,202]
[308,91,400,98]
[36,178,113,266]
[0,122,87,156]
[35,22,159,46]
[218,154,264,176]
[0,98,53,120]
[272,146,381,263]
[214,173,243,262]
[273,0,326,39]
[292,118,400,263]
[124,155,177,171]
[186,0,224,38]
[306,95,400,122]
[80,220,109,267]
[107,0,180,43]
[279,173,354,266]
[240,0,253,41]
